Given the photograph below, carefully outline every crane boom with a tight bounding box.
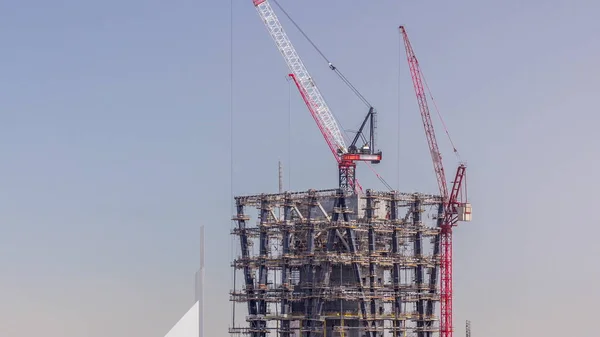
[253,0,381,194]
[399,26,448,201]
[253,0,347,158]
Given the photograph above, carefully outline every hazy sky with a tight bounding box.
[1,0,598,336]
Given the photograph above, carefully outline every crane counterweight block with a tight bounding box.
[341,153,382,163]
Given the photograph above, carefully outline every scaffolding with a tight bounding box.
[229,188,444,337]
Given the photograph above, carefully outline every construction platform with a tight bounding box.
[229,188,447,337]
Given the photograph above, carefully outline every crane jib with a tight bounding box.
[253,0,383,195]
[253,0,348,158]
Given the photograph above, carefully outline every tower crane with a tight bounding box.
[252,0,382,194]
[399,26,472,337]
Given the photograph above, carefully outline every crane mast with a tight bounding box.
[253,0,381,194]
[400,26,470,337]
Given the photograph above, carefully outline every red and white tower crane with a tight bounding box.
[400,26,472,337]
[252,0,382,194]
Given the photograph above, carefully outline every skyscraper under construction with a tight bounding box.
[229,2,472,337]
[229,188,455,337]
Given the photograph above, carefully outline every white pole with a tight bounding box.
[195,226,205,337]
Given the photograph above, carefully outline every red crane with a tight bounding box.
[400,26,472,337]
[253,0,382,195]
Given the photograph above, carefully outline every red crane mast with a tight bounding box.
[400,26,471,337]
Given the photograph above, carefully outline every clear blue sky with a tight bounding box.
[0,0,598,336]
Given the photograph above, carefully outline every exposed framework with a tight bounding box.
[229,188,444,337]
[399,27,471,337]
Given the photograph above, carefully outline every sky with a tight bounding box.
[0,0,598,336]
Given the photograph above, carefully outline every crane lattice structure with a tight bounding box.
[229,2,472,337]
[253,0,381,195]
[399,26,472,337]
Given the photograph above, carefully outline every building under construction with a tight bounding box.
[229,188,469,337]
[226,2,472,337]
[159,0,473,336]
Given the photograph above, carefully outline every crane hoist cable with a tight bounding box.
[421,71,461,161]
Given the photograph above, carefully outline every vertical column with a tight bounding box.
[337,189,369,335]
[365,190,378,337]
[195,226,205,337]
[302,190,318,337]
[280,193,293,337]
[425,203,444,335]
[258,196,270,337]
[413,197,425,337]
[390,193,403,337]
[234,200,259,337]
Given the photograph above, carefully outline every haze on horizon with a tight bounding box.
[0,0,598,336]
